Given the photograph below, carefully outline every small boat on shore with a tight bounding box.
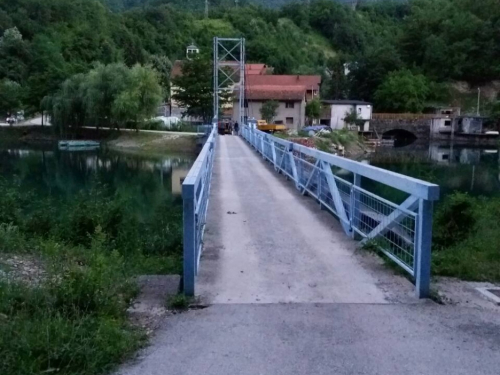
[58,140,100,150]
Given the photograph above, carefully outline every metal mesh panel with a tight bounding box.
[334,176,353,218]
[352,188,417,273]
[263,138,274,162]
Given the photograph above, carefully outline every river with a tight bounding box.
[0,146,195,213]
[3,141,497,212]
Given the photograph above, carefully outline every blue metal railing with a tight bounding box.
[242,126,440,298]
[182,125,217,296]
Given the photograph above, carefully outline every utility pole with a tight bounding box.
[205,0,209,19]
[477,87,481,116]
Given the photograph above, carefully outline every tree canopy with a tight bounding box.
[1,0,499,117]
[44,63,162,134]
[260,100,279,123]
[171,55,214,123]
[374,69,430,113]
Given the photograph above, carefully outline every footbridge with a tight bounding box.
[182,126,440,300]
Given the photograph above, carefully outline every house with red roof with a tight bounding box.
[234,73,321,130]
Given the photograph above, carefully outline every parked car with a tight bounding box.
[155,116,180,129]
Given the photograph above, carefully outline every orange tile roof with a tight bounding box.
[246,64,268,75]
[245,85,305,101]
[247,75,321,90]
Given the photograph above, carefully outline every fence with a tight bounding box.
[182,126,217,296]
[241,126,439,298]
[373,113,447,120]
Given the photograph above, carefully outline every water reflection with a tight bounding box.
[0,147,194,198]
[428,144,498,165]
[369,142,500,198]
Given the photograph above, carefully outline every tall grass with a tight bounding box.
[432,193,500,282]
[318,128,359,147]
[0,179,183,374]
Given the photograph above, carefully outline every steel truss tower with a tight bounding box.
[213,37,245,125]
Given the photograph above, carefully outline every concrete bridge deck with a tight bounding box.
[198,136,386,304]
[118,135,500,375]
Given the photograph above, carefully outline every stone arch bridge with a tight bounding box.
[371,115,435,140]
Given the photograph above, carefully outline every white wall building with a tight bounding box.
[321,100,372,132]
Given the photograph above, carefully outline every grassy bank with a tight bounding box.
[275,128,366,158]
[107,131,198,156]
[432,193,500,282]
[0,178,183,375]
[0,126,198,155]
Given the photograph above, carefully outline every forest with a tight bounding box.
[0,0,499,118]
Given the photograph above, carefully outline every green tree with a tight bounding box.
[305,98,321,125]
[43,74,88,136]
[148,55,172,101]
[45,63,161,135]
[0,27,29,86]
[374,69,430,113]
[112,64,163,131]
[260,100,279,123]
[344,108,364,128]
[85,63,131,130]
[323,55,350,100]
[171,55,214,123]
[0,79,22,117]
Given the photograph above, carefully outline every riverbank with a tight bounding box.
[107,131,198,156]
[0,137,194,374]
[276,128,368,159]
[0,126,199,155]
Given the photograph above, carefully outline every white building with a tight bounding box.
[321,100,372,132]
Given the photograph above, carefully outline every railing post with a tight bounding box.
[287,143,300,189]
[350,173,361,238]
[271,140,277,169]
[182,183,196,296]
[415,198,433,298]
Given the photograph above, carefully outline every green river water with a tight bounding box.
[0,146,195,215]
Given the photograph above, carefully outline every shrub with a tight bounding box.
[0,229,143,375]
[433,192,476,249]
[432,194,500,281]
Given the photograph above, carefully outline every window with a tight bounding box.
[285,101,295,109]
[286,117,294,125]
[444,120,452,127]
[244,101,248,108]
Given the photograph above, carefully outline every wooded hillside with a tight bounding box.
[0,0,499,115]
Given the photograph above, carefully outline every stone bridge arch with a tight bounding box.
[371,117,432,140]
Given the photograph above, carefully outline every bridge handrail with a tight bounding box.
[182,125,217,296]
[241,126,440,298]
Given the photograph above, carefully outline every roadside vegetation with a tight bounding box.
[432,193,500,282]
[0,178,183,375]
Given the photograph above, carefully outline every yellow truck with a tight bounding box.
[256,120,287,133]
